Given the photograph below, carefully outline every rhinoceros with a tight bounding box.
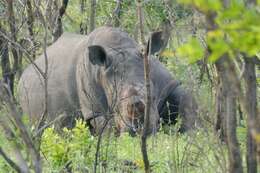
[18,26,197,135]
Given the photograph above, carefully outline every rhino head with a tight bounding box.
[87,31,164,136]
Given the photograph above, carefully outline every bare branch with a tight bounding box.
[113,0,123,27]
[93,117,111,173]
[0,147,23,173]
[0,82,42,173]
[136,0,146,46]
[137,1,151,171]
[89,0,96,32]
[0,121,29,172]
[53,0,69,41]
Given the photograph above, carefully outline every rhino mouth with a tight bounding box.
[116,110,160,137]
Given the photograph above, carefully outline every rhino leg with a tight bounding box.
[159,86,198,132]
[87,116,107,135]
[85,114,115,136]
[53,111,83,132]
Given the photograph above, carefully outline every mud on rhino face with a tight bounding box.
[87,31,164,135]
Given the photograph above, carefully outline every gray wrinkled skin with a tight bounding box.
[18,33,84,128]
[18,26,197,135]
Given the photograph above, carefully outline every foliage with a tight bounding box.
[177,37,204,63]
[1,0,258,172]
[0,128,14,173]
[176,0,260,63]
[1,121,248,173]
[0,108,248,173]
[41,119,95,172]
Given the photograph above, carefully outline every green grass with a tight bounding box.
[0,119,248,173]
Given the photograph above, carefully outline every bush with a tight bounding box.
[41,119,95,172]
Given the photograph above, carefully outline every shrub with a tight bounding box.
[41,119,95,172]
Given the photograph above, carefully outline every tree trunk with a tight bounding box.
[136,1,151,172]
[6,0,19,95]
[205,12,227,141]
[79,0,87,34]
[141,32,151,173]
[53,0,69,42]
[89,0,96,32]
[215,57,243,173]
[243,0,259,171]
[0,83,42,173]
[214,72,227,141]
[244,57,258,173]
[0,147,23,173]
[136,0,145,45]
[26,0,35,59]
[205,8,243,172]
[226,91,243,173]
[0,26,11,87]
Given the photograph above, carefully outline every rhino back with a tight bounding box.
[18,33,86,124]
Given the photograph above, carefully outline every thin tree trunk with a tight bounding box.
[33,1,49,143]
[93,119,110,173]
[215,73,227,141]
[6,0,19,95]
[80,0,86,16]
[53,0,69,42]
[89,0,96,32]
[0,122,29,173]
[205,12,227,141]
[0,83,42,173]
[238,103,243,126]
[205,9,243,172]
[79,0,87,34]
[215,57,243,173]
[243,1,258,172]
[136,0,145,45]
[0,26,11,86]
[244,57,258,173]
[16,39,25,78]
[226,91,243,173]
[141,35,151,173]
[0,147,23,173]
[221,58,244,173]
[137,1,150,172]
[26,0,35,59]
[30,7,50,173]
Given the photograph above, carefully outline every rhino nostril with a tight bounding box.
[127,100,145,115]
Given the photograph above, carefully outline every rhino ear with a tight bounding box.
[88,45,108,66]
[146,31,164,55]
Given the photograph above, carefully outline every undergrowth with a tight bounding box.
[0,119,247,173]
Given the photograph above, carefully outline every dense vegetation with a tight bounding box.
[0,0,259,173]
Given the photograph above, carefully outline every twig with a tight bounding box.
[0,82,42,173]
[33,113,67,138]
[137,0,146,45]
[33,0,49,146]
[93,116,111,173]
[137,0,151,172]
[141,42,151,173]
[0,147,23,173]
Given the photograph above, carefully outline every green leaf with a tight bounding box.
[207,37,230,62]
[176,37,204,63]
